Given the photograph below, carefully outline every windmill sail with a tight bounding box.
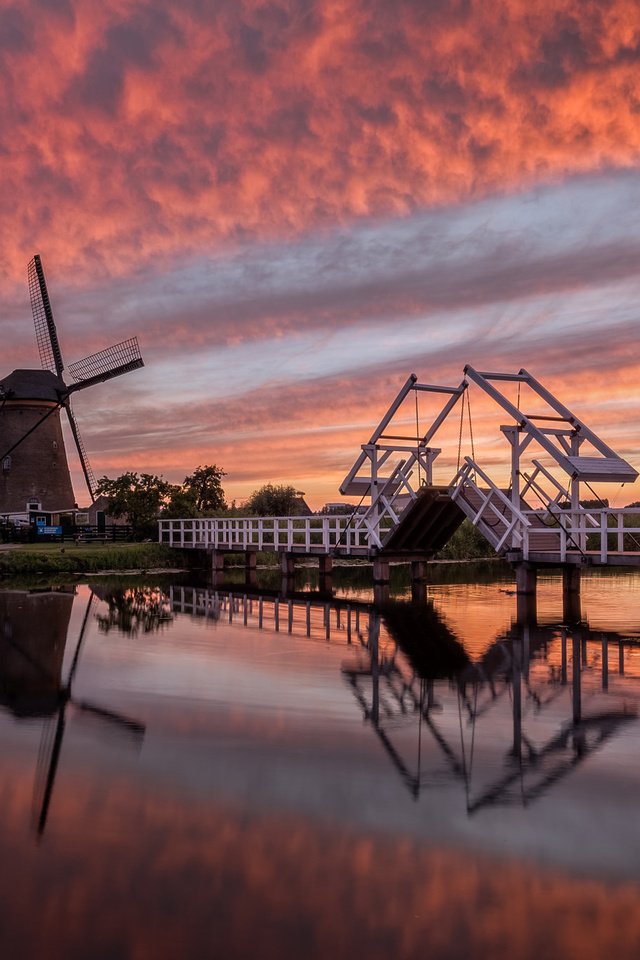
[67,338,144,392]
[28,255,64,377]
[64,399,97,500]
[17,255,144,509]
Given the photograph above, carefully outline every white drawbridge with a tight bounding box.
[160,366,640,567]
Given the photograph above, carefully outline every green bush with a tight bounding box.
[435,519,497,560]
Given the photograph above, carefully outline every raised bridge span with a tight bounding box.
[159,365,640,599]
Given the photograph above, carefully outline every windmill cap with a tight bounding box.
[0,369,67,402]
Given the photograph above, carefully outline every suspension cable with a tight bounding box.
[456,390,465,473]
[414,388,422,487]
[467,387,475,463]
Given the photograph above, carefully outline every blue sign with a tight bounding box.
[36,525,62,535]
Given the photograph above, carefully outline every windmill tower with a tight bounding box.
[0,255,143,517]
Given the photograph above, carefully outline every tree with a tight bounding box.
[246,483,305,516]
[183,464,227,512]
[163,487,199,519]
[95,472,177,539]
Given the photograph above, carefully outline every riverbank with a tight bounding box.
[0,539,504,580]
[0,542,186,577]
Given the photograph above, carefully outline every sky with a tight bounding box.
[1,0,639,508]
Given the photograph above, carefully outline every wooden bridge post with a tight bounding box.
[373,583,390,605]
[515,562,537,624]
[562,565,581,623]
[280,553,296,577]
[319,554,333,592]
[373,558,390,583]
[373,559,390,605]
[211,550,225,582]
[245,550,257,586]
[411,560,428,602]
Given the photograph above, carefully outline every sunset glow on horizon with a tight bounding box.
[2,0,640,507]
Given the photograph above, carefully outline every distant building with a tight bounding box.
[320,502,363,515]
[292,495,313,516]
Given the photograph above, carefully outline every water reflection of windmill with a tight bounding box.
[0,588,73,717]
[0,255,143,514]
[24,590,146,837]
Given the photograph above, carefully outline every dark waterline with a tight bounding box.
[1,567,640,959]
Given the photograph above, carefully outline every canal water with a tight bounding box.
[1,565,640,959]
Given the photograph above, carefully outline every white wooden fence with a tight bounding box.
[521,507,640,562]
[158,514,384,555]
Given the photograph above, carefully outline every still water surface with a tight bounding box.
[1,566,640,959]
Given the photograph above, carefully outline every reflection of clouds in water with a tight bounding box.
[1,778,640,960]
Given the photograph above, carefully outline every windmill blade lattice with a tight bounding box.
[28,255,64,377]
[68,338,143,391]
[64,399,97,499]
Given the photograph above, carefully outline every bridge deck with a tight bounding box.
[524,551,640,567]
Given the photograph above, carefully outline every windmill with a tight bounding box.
[0,254,144,516]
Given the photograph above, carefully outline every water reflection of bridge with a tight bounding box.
[168,585,640,811]
[2,583,639,835]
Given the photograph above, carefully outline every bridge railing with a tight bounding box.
[450,458,531,553]
[353,453,423,548]
[158,514,379,554]
[523,507,640,561]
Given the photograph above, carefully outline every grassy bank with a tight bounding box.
[0,541,185,577]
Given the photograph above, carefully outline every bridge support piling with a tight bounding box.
[410,560,428,602]
[562,565,581,623]
[244,551,258,586]
[280,553,296,577]
[515,562,537,595]
[373,583,390,606]
[411,560,427,582]
[411,581,427,603]
[319,555,333,593]
[515,562,537,625]
[211,550,225,583]
[373,559,390,584]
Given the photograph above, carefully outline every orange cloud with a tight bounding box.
[2,0,640,507]
[1,0,639,282]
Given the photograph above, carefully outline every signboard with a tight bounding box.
[36,525,62,536]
